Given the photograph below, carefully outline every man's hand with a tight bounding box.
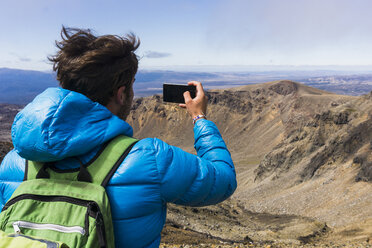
[179,81,208,119]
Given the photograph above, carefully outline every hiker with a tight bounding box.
[0,27,237,247]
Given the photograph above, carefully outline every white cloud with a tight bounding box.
[144,51,172,59]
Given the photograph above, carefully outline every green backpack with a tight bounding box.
[0,135,137,248]
[0,230,69,248]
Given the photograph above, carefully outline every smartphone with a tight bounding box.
[163,83,196,103]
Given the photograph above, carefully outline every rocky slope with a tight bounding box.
[0,104,18,163]
[0,104,22,142]
[127,80,372,245]
[1,81,371,246]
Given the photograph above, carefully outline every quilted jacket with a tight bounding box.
[0,87,237,247]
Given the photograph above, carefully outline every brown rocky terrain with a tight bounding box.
[127,80,372,247]
[0,81,371,247]
[0,104,18,163]
[0,104,22,142]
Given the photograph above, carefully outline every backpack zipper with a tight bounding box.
[4,194,107,247]
[12,221,86,235]
[3,194,94,212]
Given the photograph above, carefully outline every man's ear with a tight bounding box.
[116,85,126,105]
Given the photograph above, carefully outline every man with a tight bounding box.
[0,27,237,247]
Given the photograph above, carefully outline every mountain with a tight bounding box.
[126,80,372,245]
[0,80,371,246]
[0,68,58,104]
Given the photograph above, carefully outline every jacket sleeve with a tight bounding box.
[155,119,237,206]
[0,149,25,210]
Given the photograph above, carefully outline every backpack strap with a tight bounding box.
[25,135,138,186]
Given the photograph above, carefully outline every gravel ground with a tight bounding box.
[160,219,372,248]
[160,241,372,248]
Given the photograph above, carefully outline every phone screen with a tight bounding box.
[163,84,196,103]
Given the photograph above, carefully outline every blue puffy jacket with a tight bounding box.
[0,88,237,247]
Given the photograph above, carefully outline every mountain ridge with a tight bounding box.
[0,80,371,245]
[126,80,372,236]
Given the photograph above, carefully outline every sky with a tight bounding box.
[1,0,372,71]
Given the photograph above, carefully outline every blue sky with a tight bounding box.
[1,0,372,71]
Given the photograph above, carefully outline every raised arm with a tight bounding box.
[156,81,237,206]
[155,119,236,206]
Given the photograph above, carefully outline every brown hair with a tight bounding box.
[48,26,140,106]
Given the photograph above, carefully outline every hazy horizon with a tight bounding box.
[1,66,371,105]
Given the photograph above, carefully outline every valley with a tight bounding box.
[1,81,371,247]
[127,80,372,247]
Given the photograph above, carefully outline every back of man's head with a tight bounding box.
[49,26,140,106]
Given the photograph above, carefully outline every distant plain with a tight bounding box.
[1,67,372,105]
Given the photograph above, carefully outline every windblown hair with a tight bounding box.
[48,26,140,105]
